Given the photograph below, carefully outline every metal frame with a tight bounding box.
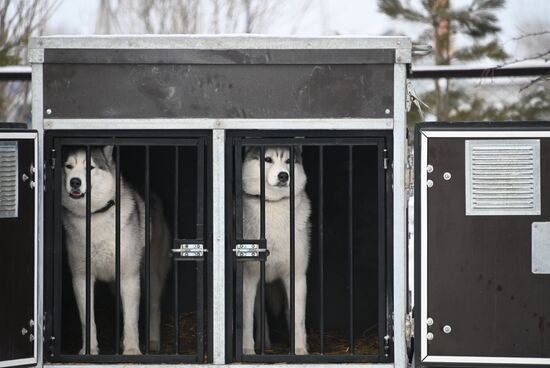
[28,35,410,367]
[0,131,38,368]
[416,124,550,367]
[225,130,393,364]
[43,130,212,364]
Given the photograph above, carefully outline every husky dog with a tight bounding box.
[241,146,311,355]
[61,146,170,355]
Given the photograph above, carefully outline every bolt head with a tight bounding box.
[443,325,452,334]
[443,172,452,180]
[385,108,391,115]
[427,332,434,341]
[427,179,434,188]
[45,108,52,115]
[426,317,434,326]
[427,164,434,173]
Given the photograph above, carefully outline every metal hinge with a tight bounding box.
[50,148,56,170]
[171,242,207,257]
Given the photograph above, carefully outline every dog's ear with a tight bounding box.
[103,145,114,162]
[244,146,259,160]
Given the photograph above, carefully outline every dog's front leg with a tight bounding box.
[121,275,141,354]
[73,276,99,354]
[242,264,260,355]
[283,272,308,355]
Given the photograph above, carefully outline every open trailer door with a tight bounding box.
[414,122,550,367]
[0,130,38,368]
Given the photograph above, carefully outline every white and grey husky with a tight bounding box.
[241,146,311,355]
[61,146,170,354]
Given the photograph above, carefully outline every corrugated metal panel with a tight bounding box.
[465,139,540,216]
[0,141,18,218]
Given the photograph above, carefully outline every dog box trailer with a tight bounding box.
[2,35,414,367]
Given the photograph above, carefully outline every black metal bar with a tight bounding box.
[196,139,206,362]
[144,146,151,354]
[196,260,205,362]
[53,143,63,356]
[289,146,296,355]
[378,144,387,360]
[174,146,180,354]
[318,145,325,355]
[348,145,354,354]
[0,68,31,81]
[115,146,121,354]
[408,65,550,79]
[85,146,91,354]
[239,353,381,363]
[174,259,179,354]
[259,146,266,355]
[43,137,200,146]
[50,354,202,364]
[241,138,380,146]
[197,142,205,239]
[234,139,243,360]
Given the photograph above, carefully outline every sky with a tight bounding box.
[46,0,550,62]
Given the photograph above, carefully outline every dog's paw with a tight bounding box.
[242,347,256,355]
[123,347,142,355]
[78,346,99,355]
[295,347,308,355]
[149,340,160,352]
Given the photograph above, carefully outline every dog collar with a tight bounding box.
[93,200,115,214]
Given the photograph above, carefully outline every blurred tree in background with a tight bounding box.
[95,0,311,34]
[378,0,514,123]
[0,0,60,121]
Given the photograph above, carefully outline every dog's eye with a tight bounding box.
[65,164,73,169]
[90,166,95,170]
[264,157,273,163]
[285,158,291,164]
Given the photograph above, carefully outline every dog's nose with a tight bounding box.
[278,172,289,183]
[70,178,81,189]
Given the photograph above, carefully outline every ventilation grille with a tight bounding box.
[0,141,18,218]
[466,139,540,216]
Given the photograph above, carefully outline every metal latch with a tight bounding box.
[171,241,207,257]
[233,240,269,260]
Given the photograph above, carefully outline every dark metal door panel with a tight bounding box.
[415,125,550,367]
[0,132,37,367]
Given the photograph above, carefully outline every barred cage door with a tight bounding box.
[44,131,212,364]
[226,131,392,364]
[0,131,37,368]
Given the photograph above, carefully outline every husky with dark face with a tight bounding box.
[241,146,311,355]
[61,146,170,355]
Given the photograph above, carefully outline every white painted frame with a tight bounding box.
[419,129,550,366]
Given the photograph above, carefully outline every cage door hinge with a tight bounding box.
[233,239,269,260]
[50,148,56,170]
[383,148,389,170]
[171,240,207,258]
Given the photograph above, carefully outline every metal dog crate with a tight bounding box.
[0,35,412,368]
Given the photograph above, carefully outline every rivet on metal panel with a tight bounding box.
[385,108,391,115]
[45,108,52,115]
[29,334,34,342]
[443,325,452,334]
[426,317,434,326]
[30,181,35,189]
[29,319,34,327]
[426,332,434,341]
[443,172,451,181]
[21,327,28,336]
[22,173,29,182]
[427,179,434,188]
[426,164,433,173]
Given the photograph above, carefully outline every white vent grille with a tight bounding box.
[0,141,18,218]
[465,139,540,216]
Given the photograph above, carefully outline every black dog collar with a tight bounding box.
[93,199,115,214]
